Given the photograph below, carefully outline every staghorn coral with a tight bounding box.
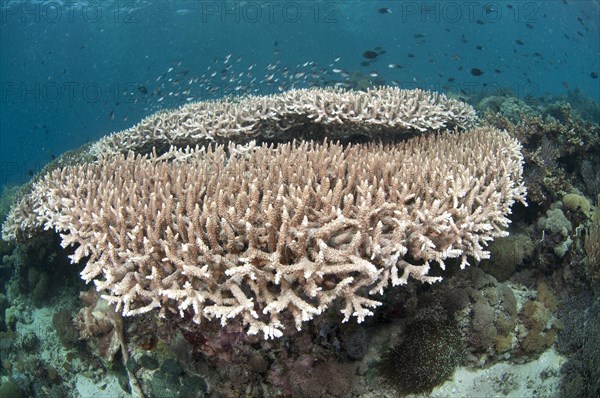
[2,125,526,339]
[0,87,476,228]
[90,86,477,156]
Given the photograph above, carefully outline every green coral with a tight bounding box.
[0,381,25,398]
[4,306,18,331]
[562,193,591,217]
[538,207,572,258]
[480,233,534,281]
[477,96,537,123]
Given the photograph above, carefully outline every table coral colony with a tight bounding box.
[2,87,526,339]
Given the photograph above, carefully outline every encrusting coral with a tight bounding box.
[1,87,525,339]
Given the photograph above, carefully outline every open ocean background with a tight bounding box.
[0,0,599,191]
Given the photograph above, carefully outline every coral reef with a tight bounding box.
[75,289,124,363]
[580,159,600,197]
[0,380,25,398]
[556,293,600,398]
[479,232,534,281]
[538,206,573,259]
[270,354,354,398]
[585,195,600,281]
[393,267,562,368]
[90,87,477,156]
[379,318,463,394]
[16,87,600,398]
[3,127,526,338]
[51,310,79,349]
[477,95,536,123]
[482,96,600,207]
[517,299,557,357]
[562,192,591,218]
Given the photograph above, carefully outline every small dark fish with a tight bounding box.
[447,77,455,82]
[592,72,599,79]
[28,169,34,177]
[51,154,56,160]
[476,45,483,50]
[363,51,379,59]
[564,33,571,40]
[378,8,392,14]
[533,52,542,57]
[414,33,425,39]
[484,4,496,14]
[407,53,415,58]
[507,4,514,9]
[576,16,584,25]
[475,19,485,25]
[526,23,534,29]
[577,31,584,37]
[360,61,370,67]
[562,81,570,89]
[471,68,484,76]
[138,86,148,94]
[274,41,278,46]
[461,34,468,43]
[515,39,524,45]
[458,66,464,71]
[494,69,502,74]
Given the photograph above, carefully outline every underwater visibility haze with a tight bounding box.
[0,1,599,397]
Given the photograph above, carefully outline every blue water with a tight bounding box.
[0,0,598,190]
